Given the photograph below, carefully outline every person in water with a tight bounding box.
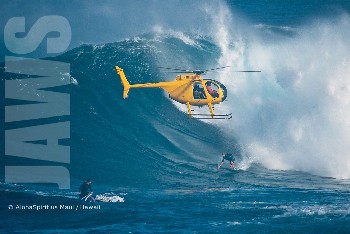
[79,179,95,202]
[218,153,237,170]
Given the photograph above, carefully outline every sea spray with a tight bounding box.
[209,4,350,179]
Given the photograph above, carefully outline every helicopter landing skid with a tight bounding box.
[188,113,232,120]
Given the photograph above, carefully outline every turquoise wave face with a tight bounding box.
[47,35,240,187]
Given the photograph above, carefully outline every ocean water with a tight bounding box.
[1,0,350,233]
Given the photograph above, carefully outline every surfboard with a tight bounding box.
[219,167,241,173]
[80,192,94,202]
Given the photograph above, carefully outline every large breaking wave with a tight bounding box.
[205,3,350,179]
[5,1,349,187]
[50,33,238,188]
[51,1,350,182]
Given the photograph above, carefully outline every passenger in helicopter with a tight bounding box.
[206,82,219,98]
[194,83,206,99]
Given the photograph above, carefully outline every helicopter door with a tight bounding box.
[193,82,206,99]
[205,81,219,98]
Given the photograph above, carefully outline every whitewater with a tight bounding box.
[151,2,350,179]
[211,9,350,179]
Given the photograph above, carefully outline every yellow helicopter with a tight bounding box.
[115,65,260,119]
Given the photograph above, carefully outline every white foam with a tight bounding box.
[152,26,202,48]
[95,193,125,202]
[254,23,295,32]
[206,3,350,179]
[60,72,78,85]
[273,204,349,218]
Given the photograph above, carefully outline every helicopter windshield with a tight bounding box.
[205,81,219,98]
[215,81,227,101]
[193,82,206,99]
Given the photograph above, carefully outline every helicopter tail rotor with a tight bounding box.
[116,66,131,99]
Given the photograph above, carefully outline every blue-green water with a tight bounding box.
[1,0,350,232]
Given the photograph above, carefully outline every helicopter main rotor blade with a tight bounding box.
[158,66,230,75]
[158,66,192,72]
[163,71,196,73]
[203,66,231,72]
[158,66,261,74]
[233,70,261,72]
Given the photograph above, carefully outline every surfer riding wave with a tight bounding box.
[79,179,95,202]
[218,153,237,170]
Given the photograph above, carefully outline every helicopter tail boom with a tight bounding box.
[116,66,131,99]
[116,66,190,97]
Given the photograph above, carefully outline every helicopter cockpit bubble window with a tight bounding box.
[193,82,206,99]
[205,81,219,98]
